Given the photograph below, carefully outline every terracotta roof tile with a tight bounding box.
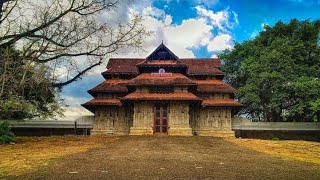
[88,79,129,96]
[180,59,223,75]
[137,60,188,66]
[102,58,223,75]
[82,98,122,106]
[128,73,196,86]
[195,80,236,93]
[122,92,201,101]
[102,58,144,74]
[201,99,242,107]
[180,58,221,67]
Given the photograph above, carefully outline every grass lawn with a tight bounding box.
[225,137,320,165]
[0,136,118,177]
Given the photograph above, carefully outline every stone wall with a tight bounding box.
[92,101,234,137]
[92,106,132,135]
[168,102,192,136]
[129,101,192,136]
[190,107,234,137]
[130,102,154,135]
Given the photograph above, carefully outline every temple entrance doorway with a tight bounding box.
[154,104,169,134]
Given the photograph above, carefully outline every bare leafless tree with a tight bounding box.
[0,0,149,88]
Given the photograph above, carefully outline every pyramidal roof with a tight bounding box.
[146,42,179,60]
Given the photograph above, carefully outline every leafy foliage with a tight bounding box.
[0,121,15,144]
[0,47,63,119]
[220,19,320,122]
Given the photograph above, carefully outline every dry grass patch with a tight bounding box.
[0,136,118,177]
[225,137,320,165]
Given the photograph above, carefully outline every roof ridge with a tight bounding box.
[109,58,145,60]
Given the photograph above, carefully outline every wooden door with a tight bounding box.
[154,104,168,134]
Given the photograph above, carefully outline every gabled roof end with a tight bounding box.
[146,43,179,60]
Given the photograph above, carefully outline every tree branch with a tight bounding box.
[52,59,103,88]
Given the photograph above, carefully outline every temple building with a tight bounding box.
[82,43,241,136]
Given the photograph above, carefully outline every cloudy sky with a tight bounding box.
[61,0,320,119]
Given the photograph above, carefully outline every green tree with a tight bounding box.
[0,47,62,119]
[220,19,320,122]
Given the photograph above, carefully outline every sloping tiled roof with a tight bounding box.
[137,60,188,67]
[180,59,223,75]
[102,58,144,74]
[201,99,242,107]
[102,58,223,75]
[127,73,196,86]
[88,79,129,96]
[121,92,201,101]
[195,80,236,93]
[82,98,122,106]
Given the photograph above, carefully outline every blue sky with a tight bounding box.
[61,0,320,118]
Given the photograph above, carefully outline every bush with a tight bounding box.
[0,121,16,144]
[0,99,36,119]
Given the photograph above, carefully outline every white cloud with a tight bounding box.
[60,96,93,120]
[207,33,233,52]
[164,15,173,26]
[54,66,69,79]
[195,6,238,32]
[105,5,238,59]
[193,6,237,52]
[164,18,213,57]
[60,106,93,120]
[123,6,216,58]
[211,54,218,58]
[142,6,165,19]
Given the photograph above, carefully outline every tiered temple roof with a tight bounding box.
[82,43,241,111]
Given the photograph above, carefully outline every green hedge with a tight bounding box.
[0,121,16,144]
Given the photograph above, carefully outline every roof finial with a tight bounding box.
[161,40,163,44]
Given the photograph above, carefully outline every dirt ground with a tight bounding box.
[3,136,320,180]
[0,136,118,177]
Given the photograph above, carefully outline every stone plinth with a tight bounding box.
[193,129,235,137]
[129,127,153,135]
[168,127,192,136]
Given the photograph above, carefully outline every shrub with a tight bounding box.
[0,99,36,119]
[0,121,16,144]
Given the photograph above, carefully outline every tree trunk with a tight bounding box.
[0,59,6,98]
